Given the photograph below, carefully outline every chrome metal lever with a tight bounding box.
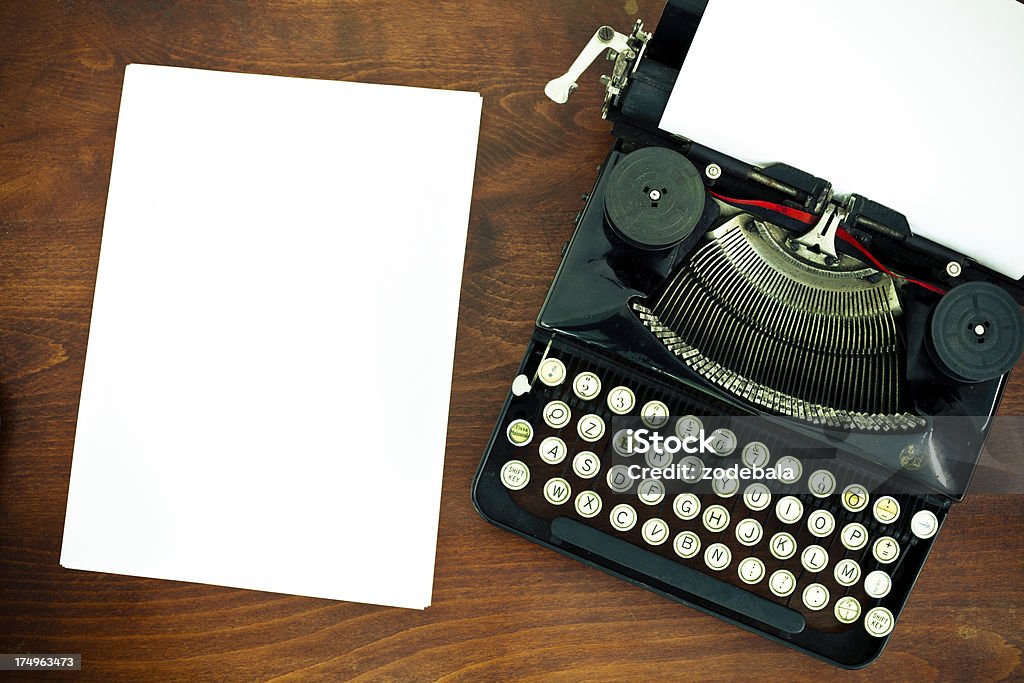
[545,26,633,104]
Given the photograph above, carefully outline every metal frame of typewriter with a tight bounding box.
[473,0,1021,668]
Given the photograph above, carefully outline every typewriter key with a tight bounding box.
[872,536,900,564]
[864,607,895,637]
[606,386,635,415]
[577,414,606,442]
[572,451,601,479]
[603,146,706,251]
[929,281,1024,383]
[738,557,766,584]
[834,559,862,587]
[911,509,939,539]
[506,419,534,447]
[743,483,771,511]
[735,518,763,546]
[674,530,701,559]
[637,478,666,505]
[544,477,572,505]
[802,583,830,611]
[841,522,869,551]
[800,544,829,573]
[807,509,835,538]
[575,491,603,519]
[704,543,732,571]
[500,460,530,490]
[834,596,862,625]
[769,569,796,597]
[606,465,634,493]
[872,496,900,524]
[539,436,567,465]
[538,357,567,387]
[770,532,797,561]
[610,503,638,532]
[641,518,670,546]
[673,492,701,520]
[864,570,892,599]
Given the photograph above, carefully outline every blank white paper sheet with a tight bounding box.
[660,0,1024,279]
[60,65,482,609]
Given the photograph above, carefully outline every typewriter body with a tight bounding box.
[472,0,1024,668]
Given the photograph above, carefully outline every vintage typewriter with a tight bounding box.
[472,0,1024,668]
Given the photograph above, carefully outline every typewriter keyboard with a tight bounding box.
[492,344,945,640]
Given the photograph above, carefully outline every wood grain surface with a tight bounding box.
[1,1,1021,680]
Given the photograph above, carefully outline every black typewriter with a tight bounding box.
[472,0,1024,668]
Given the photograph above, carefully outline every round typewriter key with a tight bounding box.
[672,493,701,521]
[674,530,701,559]
[612,429,635,458]
[606,386,636,415]
[702,504,730,533]
[807,509,835,538]
[800,544,829,573]
[577,414,606,443]
[572,451,601,480]
[807,469,836,497]
[872,536,900,564]
[679,455,704,483]
[802,583,830,611]
[574,490,603,519]
[642,518,670,546]
[775,495,804,524]
[873,496,901,524]
[734,518,763,547]
[834,558,861,587]
[712,472,739,498]
[637,478,666,506]
[911,509,939,539]
[610,503,637,532]
[499,460,530,491]
[864,607,895,638]
[775,456,802,484]
[769,532,797,560]
[743,483,771,511]
[538,436,567,465]
[572,372,602,400]
[738,557,766,585]
[645,444,672,469]
[543,477,571,505]
[538,357,567,387]
[708,428,736,457]
[864,570,892,599]
[741,441,770,468]
[675,415,703,439]
[606,464,634,493]
[842,484,870,513]
[703,542,732,571]
[543,400,572,429]
[506,419,534,447]
[769,569,796,597]
[603,146,707,251]
[840,522,869,551]
[835,596,862,625]
[640,400,670,429]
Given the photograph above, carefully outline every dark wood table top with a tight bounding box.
[2,1,1021,680]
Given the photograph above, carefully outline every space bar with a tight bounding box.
[550,517,805,634]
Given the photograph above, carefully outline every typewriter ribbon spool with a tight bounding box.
[928,281,1024,383]
[604,146,706,251]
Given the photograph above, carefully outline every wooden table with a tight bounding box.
[2,1,1021,680]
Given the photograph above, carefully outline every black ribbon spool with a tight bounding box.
[604,146,706,251]
[928,281,1024,383]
